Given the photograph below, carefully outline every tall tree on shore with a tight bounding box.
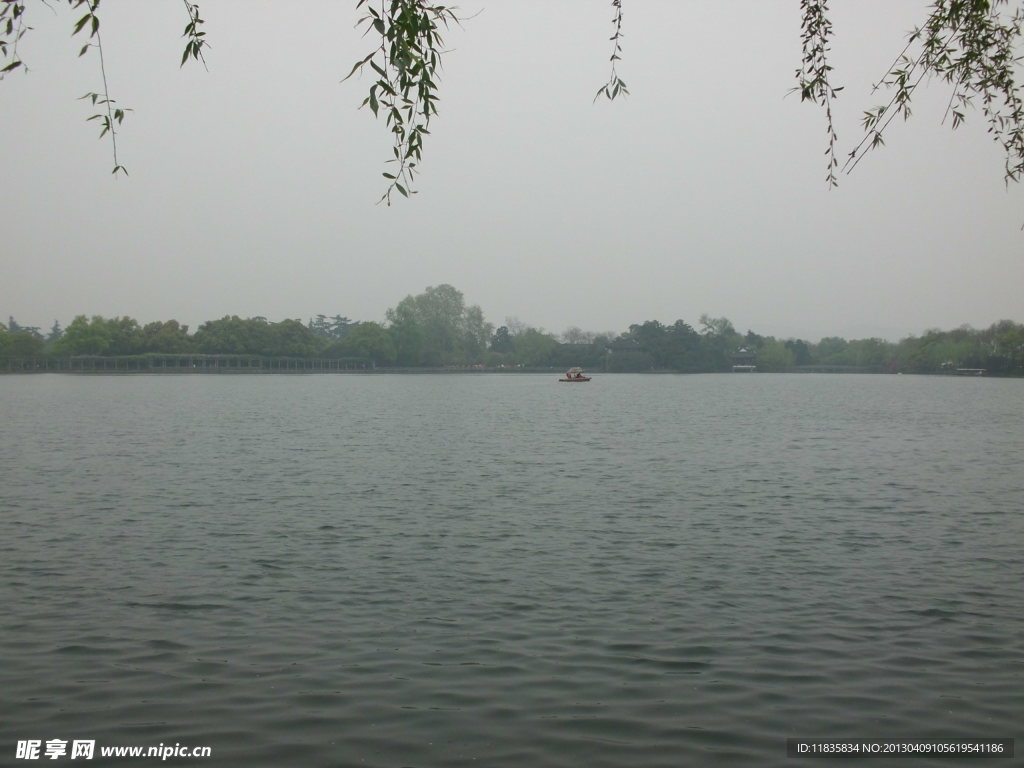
[385,284,490,366]
[46,320,63,344]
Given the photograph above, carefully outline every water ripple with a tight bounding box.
[1,374,1022,766]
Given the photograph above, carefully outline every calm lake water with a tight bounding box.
[1,373,1022,767]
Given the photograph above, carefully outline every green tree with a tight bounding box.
[511,327,559,368]
[193,316,270,355]
[662,320,700,371]
[627,319,704,371]
[757,339,796,372]
[460,304,493,364]
[562,327,596,345]
[814,336,850,364]
[414,283,466,365]
[385,284,489,366]
[52,315,142,356]
[7,316,40,338]
[847,338,893,369]
[104,316,143,355]
[628,320,669,368]
[549,342,603,371]
[192,316,323,356]
[53,315,112,355]
[140,320,191,353]
[327,321,396,366]
[308,315,356,340]
[896,327,981,372]
[490,326,514,355]
[11,332,44,358]
[265,319,323,357]
[388,310,423,366]
[744,330,766,350]
[699,314,736,339]
[697,314,742,371]
[785,338,813,366]
[605,335,653,372]
[0,325,44,359]
[981,319,1024,372]
[46,320,63,344]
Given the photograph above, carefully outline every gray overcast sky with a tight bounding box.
[3,0,1022,341]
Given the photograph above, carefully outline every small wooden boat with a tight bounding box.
[559,367,591,382]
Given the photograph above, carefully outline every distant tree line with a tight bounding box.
[3,289,1024,375]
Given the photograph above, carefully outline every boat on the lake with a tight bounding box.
[559,367,591,382]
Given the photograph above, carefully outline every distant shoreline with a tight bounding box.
[2,359,1018,378]
[6,309,1022,376]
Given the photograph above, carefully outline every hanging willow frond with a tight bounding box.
[846,0,1024,186]
[795,0,842,187]
[594,0,628,102]
[345,0,461,205]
